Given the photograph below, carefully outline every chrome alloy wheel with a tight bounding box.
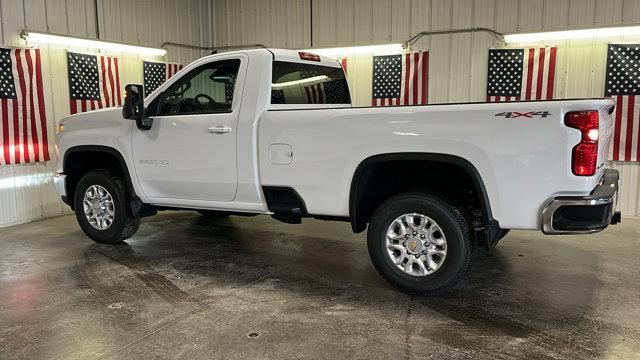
[83,185,115,230]
[385,213,447,276]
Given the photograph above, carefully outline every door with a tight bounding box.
[132,57,244,201]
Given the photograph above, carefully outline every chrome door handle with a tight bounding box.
[209,126,232,134]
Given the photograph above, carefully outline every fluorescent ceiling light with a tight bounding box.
[299,43,403,58]
[504,26,640,43]
[20,29,167,56]
[272,75,328,89]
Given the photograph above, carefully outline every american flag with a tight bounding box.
[143,61,185,96]
[372,51,428,106]
[167,63,183,79]
[605,44,640,161]
[67,51,121,114]
[225,73,236,103]
[486,47,557,102]
[0,47,49,165]
[304,80,350,104]
[304,83,325,103]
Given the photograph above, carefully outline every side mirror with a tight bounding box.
[123,84,144,120]
[123,84,153,130]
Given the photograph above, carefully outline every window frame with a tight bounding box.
[269,60,351,107]
[147,58,243,117]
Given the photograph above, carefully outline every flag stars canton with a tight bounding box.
[605,44,640,95]
[144,61,166,96]
[487,49,524,97]
[67,52,100,100]
[324,80,349,103]
[372,55,402,99]
[0,48,16,99]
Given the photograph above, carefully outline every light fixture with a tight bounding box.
[19,29,167,56]
[272,75,329,89]
[503,26,640,43]
[299,43,403,58]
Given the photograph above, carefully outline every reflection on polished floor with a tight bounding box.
[1,212,639,359]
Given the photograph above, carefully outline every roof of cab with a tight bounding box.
[201,48,341,68]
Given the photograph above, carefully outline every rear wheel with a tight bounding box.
[367,193,471,295]
[73,169,140,244]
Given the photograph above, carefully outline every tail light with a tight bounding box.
[564,111,599,176]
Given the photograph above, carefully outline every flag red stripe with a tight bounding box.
[100,56,111,107]
[2,99,9,164]
[412,52,419,105]
[114,57,121,105]
[546,47,557,100]
[11,98,19,163]
[107,57,116,107]
[525,48,535,100]
[421,51,428,104]
[403,53,410,105]
[637,101,640,162]
[25,50,39,162]
[15,49,30,163]
[536,48,546,100]
[70,101,77,115]
[613,96,623,161]
[304,86,311,103]
[625,95,635,160]
[81,101,87,113]
[34,49,49,161]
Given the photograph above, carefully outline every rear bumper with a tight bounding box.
[541,169,620,234]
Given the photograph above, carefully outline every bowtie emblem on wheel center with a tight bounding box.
[407,239,422,254]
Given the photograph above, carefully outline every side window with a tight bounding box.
[155,59,240,116]
[271,61,350,104]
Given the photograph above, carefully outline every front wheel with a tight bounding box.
[367,193,472,295]
[73,169,140,244]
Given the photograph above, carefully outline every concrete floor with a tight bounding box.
[0,212,639,360]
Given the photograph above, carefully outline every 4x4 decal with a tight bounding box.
[495,111,551,118]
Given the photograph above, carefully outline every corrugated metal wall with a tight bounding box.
[2,0,640,228]
[0,0,212,227]
[213,0,640,217]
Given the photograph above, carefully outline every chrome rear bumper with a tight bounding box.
[541,169,620,234]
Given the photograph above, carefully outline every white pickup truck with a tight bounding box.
[54,48,621,295]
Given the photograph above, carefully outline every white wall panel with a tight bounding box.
[0,0,212,228]
[3,0,640,228]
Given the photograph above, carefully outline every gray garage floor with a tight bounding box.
[0,212,639,360]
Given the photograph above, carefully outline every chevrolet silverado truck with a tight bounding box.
[53,49,621,295]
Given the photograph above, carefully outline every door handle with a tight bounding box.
[209,126,232,134]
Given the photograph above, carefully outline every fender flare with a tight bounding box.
[348,153,496,234]
[63,145,136,198]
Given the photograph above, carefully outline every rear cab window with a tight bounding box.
[271,61,351,106]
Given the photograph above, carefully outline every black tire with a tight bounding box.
[197,210,230,218]
[367,192,471,295]
[73,169,140,244]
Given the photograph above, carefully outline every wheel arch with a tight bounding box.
[63,145,136,209]
[348,153,497,235]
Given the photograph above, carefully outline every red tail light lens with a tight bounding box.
[564,111,599,176]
